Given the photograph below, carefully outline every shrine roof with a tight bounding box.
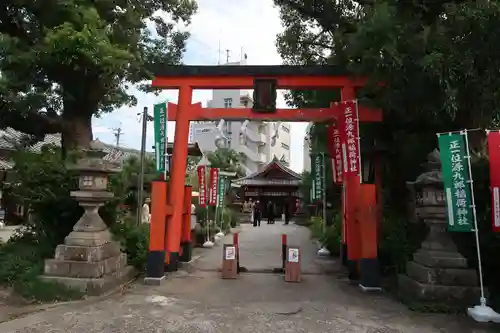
[233,157,302,186]
[150,65,348,78]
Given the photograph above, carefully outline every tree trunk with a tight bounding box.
[61,109,93,156]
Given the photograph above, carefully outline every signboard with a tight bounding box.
[288,248,299,263]
[208,168,219,206]
[225,246,236,260]
[340,101,361,179]
[438,133,474,232]
[487,131,500,232]
[153,102,168,172]
[197,165,207,208]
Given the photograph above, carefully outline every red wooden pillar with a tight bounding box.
[180,185,193,262]
[165,86,192,272]
[358,184,381,291]
[341,86,362,280]
[145,181,167,284]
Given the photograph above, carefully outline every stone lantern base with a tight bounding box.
[398,240,482,307]
[42,228,135,296]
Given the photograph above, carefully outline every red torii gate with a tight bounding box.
[147,65,383,290]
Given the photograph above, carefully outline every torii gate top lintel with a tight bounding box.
[151,65,366,89]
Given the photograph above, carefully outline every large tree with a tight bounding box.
[0,0,197,151]
[275,0,500,209]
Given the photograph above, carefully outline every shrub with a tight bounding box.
[0,232,83,302]
[323,214,342,256]
[378,213,427,275]
[308,216,324,240]
[110,217,150,272]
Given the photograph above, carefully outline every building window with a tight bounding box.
[281,142,290,150]
[223,98,233,108]
[281,125,290,133]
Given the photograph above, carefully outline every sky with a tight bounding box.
[92,0,309,172]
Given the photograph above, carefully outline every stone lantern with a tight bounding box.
[43,141,134,295]
[398,149,481,306]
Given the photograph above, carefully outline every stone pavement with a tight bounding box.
[0,222,496,333]
[194,222,324,273]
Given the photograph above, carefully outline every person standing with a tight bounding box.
[253,200,261,227]
[266,200,275,224]
[284,203,290,225]
[141,197,151,224]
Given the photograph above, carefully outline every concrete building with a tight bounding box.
[189,57,291,175]
[302,123,313,172]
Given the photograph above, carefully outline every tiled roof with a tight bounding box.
[0,128,203,169]
[233,156,302,186]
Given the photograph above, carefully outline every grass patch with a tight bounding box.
[0,234,83,303]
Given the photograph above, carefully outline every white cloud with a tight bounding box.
[92,0,308,172]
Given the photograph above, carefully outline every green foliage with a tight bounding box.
[0,233,83,303]
[4,145,82,246]
[378,214,427,275]
[0,0,197,149]
[206,148,245,178]
[309,216,324,240]
[110,217,150,272]
[309,214,342,256]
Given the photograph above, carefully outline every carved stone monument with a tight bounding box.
[42,142,135,295]
[398,149,481,306]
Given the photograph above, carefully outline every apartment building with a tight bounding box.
[188,58,291,175]
[302,122,313,172]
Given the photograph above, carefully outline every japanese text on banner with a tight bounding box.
[438,133,474,232]
[340,101,360,178]
[313,153,325,202]
[330,125,343,184]
[208,168,219,206]
[217,176,226,208]
[153,102,167,172]
[197,165,207,208]
[487,131,500,232]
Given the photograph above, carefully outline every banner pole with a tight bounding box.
[322,152,327,235]
[462,130,486,304]
[354,99,362,184]
[164,102,169,180]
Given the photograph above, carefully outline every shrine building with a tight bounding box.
[232,157,302,218]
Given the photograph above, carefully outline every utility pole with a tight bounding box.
[218,39,221,65]
[136,106,149,225]
[112,126,124,146]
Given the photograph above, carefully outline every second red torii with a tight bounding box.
[166,102,382,122]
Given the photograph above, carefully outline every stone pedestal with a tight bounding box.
[399,150,481,307]
[42,145,135,295]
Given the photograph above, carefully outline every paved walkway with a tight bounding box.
[194,222,324,273]
[0,222,496,332]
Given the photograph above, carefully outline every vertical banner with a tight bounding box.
[153,102,168,173]
[340,101,361,179]
[197,165,207,208]
[217,175,226,208]
[438,133,474,232]
[313,153,325,202]
[487,131,500,232]
[310,152,316,201]
[311,179,316,202]
[331,125,343,184]
[208,168,219,206]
